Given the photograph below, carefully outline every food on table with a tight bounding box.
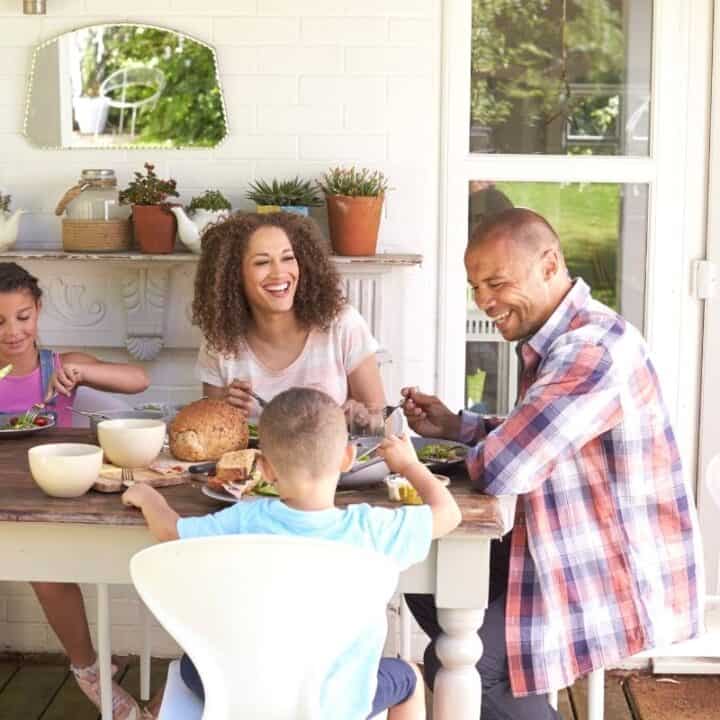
[0,364,12,380]
[207,448,264,496]
[248,422,259,440]
[0,414,51,430]
[252,479,279,497]
[416,443,466,463]
[169,398,248,461]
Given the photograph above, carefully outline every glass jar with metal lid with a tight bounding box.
[56,169,130,221]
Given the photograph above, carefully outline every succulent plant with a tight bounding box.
[0,192,10,214]
[246,177,322,207]
[317,167,390,197]
[187,189,231,213]
[119,163,179,206]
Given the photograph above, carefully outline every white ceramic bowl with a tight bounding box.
[28,443,103,498]
[97,418,166,469]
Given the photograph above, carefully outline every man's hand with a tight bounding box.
[377,434,422,477]
[401,387,461,440]
[50,362,85,397]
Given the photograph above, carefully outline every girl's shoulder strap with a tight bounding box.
[38,349,57,406]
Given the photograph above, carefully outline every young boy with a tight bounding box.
[123,387,461,720]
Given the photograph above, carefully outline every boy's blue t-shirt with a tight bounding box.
[177,498,433,719]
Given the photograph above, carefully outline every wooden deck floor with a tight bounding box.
[0,655,664,719]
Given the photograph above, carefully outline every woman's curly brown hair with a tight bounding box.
[193,212,344,355]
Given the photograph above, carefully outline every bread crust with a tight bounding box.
[169,399,249,461]
[208,449,261,490]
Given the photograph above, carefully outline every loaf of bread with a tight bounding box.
[207,448,261,491]
[169,399,248,462]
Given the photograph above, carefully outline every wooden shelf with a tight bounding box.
[1,250,423,268]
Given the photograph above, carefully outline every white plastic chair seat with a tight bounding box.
[131,535,399,720]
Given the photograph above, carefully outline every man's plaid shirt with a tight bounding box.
[461,279,701,696]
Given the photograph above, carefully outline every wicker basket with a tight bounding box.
[62,218,132,252]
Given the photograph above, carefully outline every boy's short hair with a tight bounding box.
[259,388,348,478]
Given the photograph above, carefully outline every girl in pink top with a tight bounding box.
[0,262,149,719]
[192,212,386,417]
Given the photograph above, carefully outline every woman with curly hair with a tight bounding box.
[193,212,386,417]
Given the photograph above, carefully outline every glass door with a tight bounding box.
[439,0,709,465]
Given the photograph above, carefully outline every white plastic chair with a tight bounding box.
[130,535,399,720]
[99,66,166,136]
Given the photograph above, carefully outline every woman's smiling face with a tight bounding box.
[0,289,40,361]
[242,226,300,316]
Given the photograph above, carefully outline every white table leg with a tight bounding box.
[433,608,485,720]
[140,600,152,701]
[97,582,113,720]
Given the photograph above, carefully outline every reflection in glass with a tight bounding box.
[25,24,228,149]
[470,0,652,155]
[465,181,649,408]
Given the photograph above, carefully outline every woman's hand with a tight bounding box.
[50,362,85,398]
[225,379,255,416]
[401,386,461,441]
[377,434,422,476]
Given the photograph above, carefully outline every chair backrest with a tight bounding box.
[130,535,399,720]
[99,66,166,109]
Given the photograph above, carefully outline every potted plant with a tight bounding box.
[171,189,232,254]
[120,163,179,254]
[245,177,322,216]
[317,167,390,256]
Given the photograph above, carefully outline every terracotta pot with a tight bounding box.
[132,204,177,254]
[325,194,383,256]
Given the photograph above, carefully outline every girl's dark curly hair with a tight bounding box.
[0,262,42,301]
[193,212,345,355]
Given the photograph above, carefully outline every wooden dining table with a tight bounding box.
[0,427,515,720]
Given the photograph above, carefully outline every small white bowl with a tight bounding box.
[97,418,166,469]
[28,443,103,498]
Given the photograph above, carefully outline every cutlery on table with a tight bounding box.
[70,408,111,420]
[121,468,135,486]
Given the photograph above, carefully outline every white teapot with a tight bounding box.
[170,206,230,254]
[0,208,26,252]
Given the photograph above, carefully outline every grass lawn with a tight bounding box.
[495,182,621,308]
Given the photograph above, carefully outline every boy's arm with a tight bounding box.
[378,435,461,539]
[122,484,179,541]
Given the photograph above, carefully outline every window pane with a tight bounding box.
[465,181,648,408]
[470,0,652,156]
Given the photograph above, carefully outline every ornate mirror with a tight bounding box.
[24,23,228,149]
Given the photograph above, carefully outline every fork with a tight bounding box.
[121,468,135,486]
[22,390,58,425]
[246,389,268,409]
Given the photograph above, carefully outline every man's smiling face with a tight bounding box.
[465,232,558,342]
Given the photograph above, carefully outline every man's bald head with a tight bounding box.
[467,207,562,259]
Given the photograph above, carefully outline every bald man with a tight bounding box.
[402,208,701,720]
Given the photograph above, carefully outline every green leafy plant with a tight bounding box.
[120,163,179,206]
[246,177,322,207]
[317,167,390,197]
[187,189,231,213]
[0,192,10,214]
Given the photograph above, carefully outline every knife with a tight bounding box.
[188,462,217,475]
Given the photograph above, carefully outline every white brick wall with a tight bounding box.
[0,0,439,660]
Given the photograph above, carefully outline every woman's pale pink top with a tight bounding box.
[195,305,379,420]
[0,354,75,427]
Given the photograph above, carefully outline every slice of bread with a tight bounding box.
[208,449,262,490]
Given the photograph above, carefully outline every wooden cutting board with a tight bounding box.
[93,452,194,493]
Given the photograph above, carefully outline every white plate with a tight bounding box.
[201,484,261,504]
[0,413,56,438]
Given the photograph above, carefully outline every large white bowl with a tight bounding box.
[28,443,103,498]
[97,418,166,469]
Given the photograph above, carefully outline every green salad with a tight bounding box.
[252,479,279,497]
[248,422,259,440]
[417,443,465,462]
